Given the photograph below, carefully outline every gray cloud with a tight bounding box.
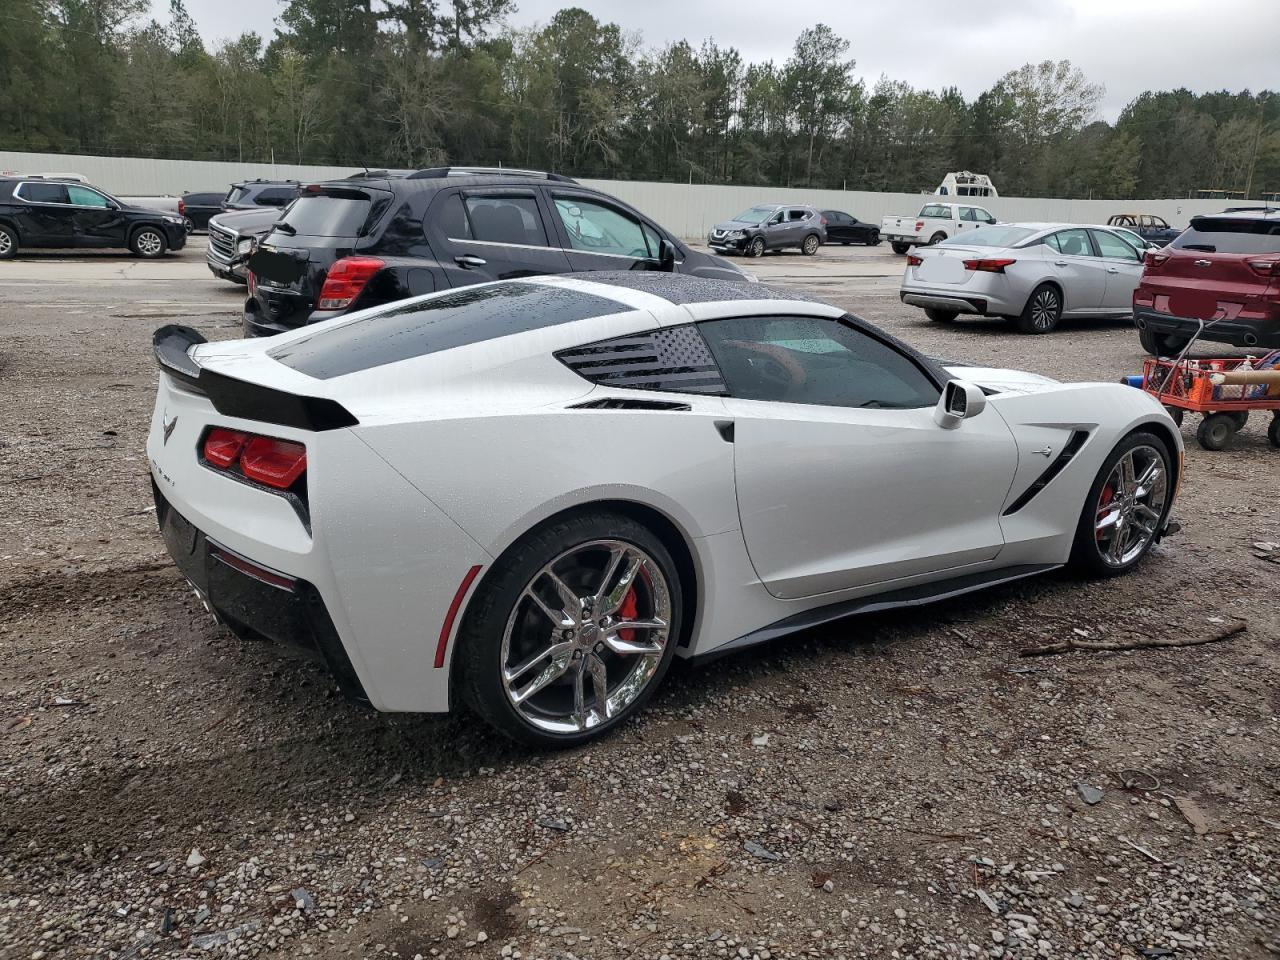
[178,0,1279,120]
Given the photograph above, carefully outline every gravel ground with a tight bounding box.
[1,243,1277,960]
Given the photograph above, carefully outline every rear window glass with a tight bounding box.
[278,196,371,237]
[20,181,68,203]
[268,282,628,379]
[940,226,1034,248]
[919,204,951,219]
[1172,218,1280,254]
[226,186,250,204]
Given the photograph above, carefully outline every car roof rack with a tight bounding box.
[1222,205,1277,214]
[406,166,578,183]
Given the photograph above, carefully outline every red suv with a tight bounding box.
[1133,208,1280,355]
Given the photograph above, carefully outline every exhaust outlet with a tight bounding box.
[1244,333,1258,346]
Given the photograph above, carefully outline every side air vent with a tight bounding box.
[1003,430,1090,516]
[557,325,727,395]
[570,398,692,411]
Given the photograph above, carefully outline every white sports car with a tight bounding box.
[148,272,1182,746]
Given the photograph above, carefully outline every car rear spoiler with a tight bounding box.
[152,325,359,432]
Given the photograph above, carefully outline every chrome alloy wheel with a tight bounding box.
[0,231,12,256]
[802,234,819,254]
[1029,287,1060,331]
[136,230,163,256]
[500,540,672,734]
[1094,445,1168,567]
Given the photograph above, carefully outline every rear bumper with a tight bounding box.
[1134,308,1280,349]
[243,296,296,337]
[153,481,370,706]
[901,289,995,315]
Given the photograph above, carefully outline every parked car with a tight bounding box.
[899,222,1147,333]
[821,210,881,245]
[150,271,1180,746]
[1134,208,1280,354]
[1107,213,1181,247]
[882,201,998,255]
[243,167,748,336]
[707,204,827,257]
[0,176,187,259]
[222,179,301,212]
[207,207,281,284]
[182,191,229,231]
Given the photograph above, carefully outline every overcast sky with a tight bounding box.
[175,0,1279,120]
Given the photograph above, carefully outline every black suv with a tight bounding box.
[222,180,302,212]
[0,177,188,259]
[243,167,748,336]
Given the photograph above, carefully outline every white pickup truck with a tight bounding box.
[881,201,998,255]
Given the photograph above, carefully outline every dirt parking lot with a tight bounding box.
[1,241,1276,960]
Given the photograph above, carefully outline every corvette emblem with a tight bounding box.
[162,414,178,444]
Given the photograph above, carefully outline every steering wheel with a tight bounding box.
[721,340,807,397]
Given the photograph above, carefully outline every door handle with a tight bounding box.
[1053,260,1068,267]
[1106,267,1119,274]
[455,255,487,268]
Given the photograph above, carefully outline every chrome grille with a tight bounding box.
[208,225,236,262]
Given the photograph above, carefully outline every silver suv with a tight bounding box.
[708,204,827,257]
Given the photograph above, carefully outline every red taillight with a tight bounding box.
[203,428,249,468]
[178,198,186,216]
[1246,258,1280,278]
[317,256,384,310]
[1145,251,1169,268]
[963,258,1016,273]
[914,221,924,232]
[239,437,307,489]
[906,254,923,266]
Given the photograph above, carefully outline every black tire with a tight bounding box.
[1069,431,1173,578]
[1268,414,1280,449]
[1016,283,1063,334]
[925,308,959,323]
[1163,406,1185,427]
[891,242,910,255]
[130,227,167,258]
[1196,413,1236,451]
[747,236,765,258]
[455,510,683,748]
[866,230,880,246]
[0,223,17,259]
[1138,327,1190,357]
[927,232,947,245]
[801,233,820,256]
[1223,411,1249,430]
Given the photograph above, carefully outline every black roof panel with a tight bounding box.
[573,271,820,306]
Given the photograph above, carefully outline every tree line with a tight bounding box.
[2,0,1277,199]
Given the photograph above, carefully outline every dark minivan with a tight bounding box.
[243,167,749,336]
[0,177,188,259]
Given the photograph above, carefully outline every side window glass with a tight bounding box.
[436,193,471,240]
[21,182,69,204]
[1053,228,1092,257]
[558,324,726,394]
[768,211,785,225]
[553,197,650,257]
[699,316,939,409]
[976,208,993,221]
[67,185,111,208]
[1092,229,1141,261]
[789,209,807,222]
[464,195,548,247]
[257,188,294,206]
[959,207,978,222]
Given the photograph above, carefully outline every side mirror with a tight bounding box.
[934,380,987,429]
[986,217,998,224]
[658,239,676,272]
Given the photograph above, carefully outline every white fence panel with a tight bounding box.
[0,150,1252,240]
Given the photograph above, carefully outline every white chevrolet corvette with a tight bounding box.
[149,272,1182,745]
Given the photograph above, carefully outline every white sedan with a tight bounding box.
[900,223,1148,333]
[148,273,1181,746]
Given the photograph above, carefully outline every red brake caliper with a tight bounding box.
[616,586,639,644]
[1096,482,1115,541]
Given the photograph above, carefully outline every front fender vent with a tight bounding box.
[570,397,691,412]
[1003,430,1090,516]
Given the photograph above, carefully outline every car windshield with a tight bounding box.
[276,196,371,237]
[939,226,1035,248]
[732,206,776,224]
[1172,218,1280,254]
